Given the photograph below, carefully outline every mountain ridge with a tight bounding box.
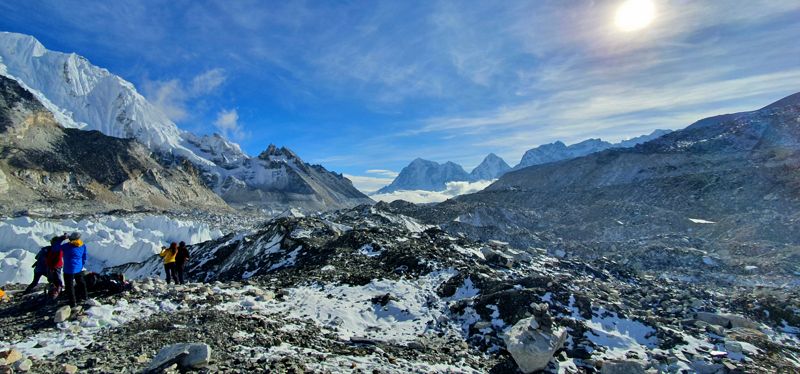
[0,32,371,212]
[0,74,229,214]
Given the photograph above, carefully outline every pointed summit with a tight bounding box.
[258,144,300,161]
[470,153,511,180]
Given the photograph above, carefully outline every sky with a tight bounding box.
[1,0,799,193]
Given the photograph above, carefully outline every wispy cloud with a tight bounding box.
[371,180,495,204]
[366,169,399,178]
[213,108,245,141]
[142,68,227,123]
[344,174,395,194]
[3,0,799,175]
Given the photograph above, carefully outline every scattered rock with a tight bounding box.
[0,349,22,365]
[600,359,646,374]
[145,343,211,373]
[14,359,32,372]
[503,317,567,373]
[54,305,71,323]
[695,312,759,329]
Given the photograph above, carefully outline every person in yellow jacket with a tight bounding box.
[159,242,179,284]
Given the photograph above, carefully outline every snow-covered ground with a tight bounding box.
[219,271,460,344]
[0,215,222,285]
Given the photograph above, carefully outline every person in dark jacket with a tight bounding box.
[62,232,88,307]
[175,241,190,285]
[46,235,66,300]
[22,244,50,295]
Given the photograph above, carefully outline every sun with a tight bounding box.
[615,0,656,32]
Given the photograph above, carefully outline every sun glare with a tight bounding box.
[615,0,655,32]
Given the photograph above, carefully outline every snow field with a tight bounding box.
[219,270,465,344]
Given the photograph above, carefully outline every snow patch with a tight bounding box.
[689,218,716,224]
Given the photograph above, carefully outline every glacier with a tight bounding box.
[0,215,223,285]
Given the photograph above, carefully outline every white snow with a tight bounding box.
[267,246,302,271]
[689,218,716,224]
[446,277,480,300]
[0,215,222,285]
[218,270,463,344]
[583,309,658,360]
[452,244,485,260]
[371,208,431,233]
[358,244,383,257]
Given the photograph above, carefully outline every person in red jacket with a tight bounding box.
[46,235,66,300]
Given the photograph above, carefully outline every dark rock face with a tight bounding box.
[0,75,229,214]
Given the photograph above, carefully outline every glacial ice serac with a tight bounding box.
[0,215,222,285]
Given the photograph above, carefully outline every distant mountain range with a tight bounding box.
[514,129,671,170]
[384,92,800,277]
[0,32,371,213]
[376,129,670,194]
[376,153,511,194]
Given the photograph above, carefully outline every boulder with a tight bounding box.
[14,359,32,372]
[601,359,646,374]
[695,312,759,329]
[62,364,78,374]
[145,343,211,373]
[691,360,724,374]
[54,305,71,323]
[503,317,567,373]
[0,349,22,365]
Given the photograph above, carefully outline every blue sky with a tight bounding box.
[1,0,799,192]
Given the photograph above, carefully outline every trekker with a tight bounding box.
[175,241,190,285]
[46,235,66,300]
[22,244,50,295]
[62,232,88,307]
[159,242,179,284]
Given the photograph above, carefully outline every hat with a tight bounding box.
[68,232,81,241]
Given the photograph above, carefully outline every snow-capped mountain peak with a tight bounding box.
[258,144,301,163]
[183,133,248,168]
[470,153,511,180]
[0,32,195,158]
[377,158,471,193]
[0,32,371,211]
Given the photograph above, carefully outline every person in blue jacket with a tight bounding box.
[62,232,88,307]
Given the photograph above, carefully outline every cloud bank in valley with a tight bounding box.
[370,179,495,204]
